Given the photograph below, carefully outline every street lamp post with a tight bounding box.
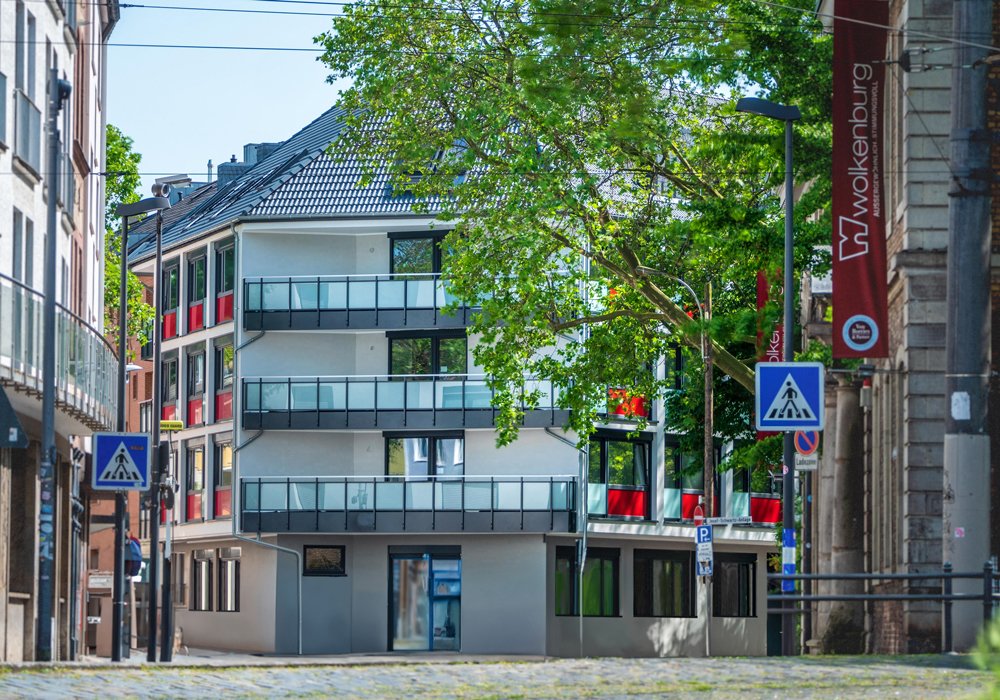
[113,196,170,662]
[736,96,801,657]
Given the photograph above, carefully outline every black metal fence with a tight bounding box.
[768,561,999,653]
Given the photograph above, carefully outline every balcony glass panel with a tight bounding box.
[376,381,405,410]
[494,482,522,510]
[463,380,492,408]
[406,380,434,410]
[436,281,457,308]
[551,481,570,510]
[261,383,289,411]
[261,282,288,310]
[346,482,373,510]
[437,381,465,409]
[243,482,260,510]
[348,280,376,309]
[246,284,262,311]
[663,488,682,519]
[290,383,317,410]
[320,281,345,309]
[319,383,343,410]
[588,483,607,516]
[405,481,434,510]
[377,279,405,308]
[347,381,375,410]
[523,482,551,510]
[291,281,319,310]
[435,481,463,510]
[289,482,317,510]
[406,278,436,308]
[245,383,261,411]
[259,482,287,510]
[318,482,345,510]
[463,482,491,510]
[376,481,404,510]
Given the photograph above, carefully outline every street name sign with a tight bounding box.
[92,432,152,491]
[705,516,753,525]
[755,362,825,431]
[795,453,819,471]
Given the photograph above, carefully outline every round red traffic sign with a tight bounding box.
[693,503,705,527]
[794,430,820,456]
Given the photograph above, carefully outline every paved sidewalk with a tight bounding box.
[0,653,990,698]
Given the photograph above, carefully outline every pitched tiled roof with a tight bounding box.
[129,105,442,263]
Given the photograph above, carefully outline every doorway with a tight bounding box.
[389,552,461,651]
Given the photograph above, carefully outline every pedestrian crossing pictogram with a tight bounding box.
[92,432,151,491]
[98,443,143,483]
[764,375,815,421]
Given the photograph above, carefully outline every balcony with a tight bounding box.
[243,274,474,331]
[242,375,570,430]
[13,90,41,175]
[240,475,577,534]
[0,273,117,430]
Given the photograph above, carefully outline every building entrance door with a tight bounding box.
[390,553,460,651]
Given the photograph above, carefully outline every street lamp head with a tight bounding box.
[735,97,801,122]
[116,196,171,219]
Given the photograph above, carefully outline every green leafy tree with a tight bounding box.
[317,0,832,449]
[104,124,153,350]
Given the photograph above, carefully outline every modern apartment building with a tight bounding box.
[0,0,120,661]
[129,106,776,657]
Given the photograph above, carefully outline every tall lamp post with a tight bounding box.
[113,196,170,662]
[736,96,801,657]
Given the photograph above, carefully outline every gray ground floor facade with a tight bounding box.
[168,529,771,657]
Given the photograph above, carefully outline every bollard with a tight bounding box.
[943,562,953,653]
[985,561,996,629]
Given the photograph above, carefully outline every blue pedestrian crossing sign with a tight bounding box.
[755,362,825,431]
[92,432,152,491]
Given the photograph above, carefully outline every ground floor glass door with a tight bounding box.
[390,553,461,651]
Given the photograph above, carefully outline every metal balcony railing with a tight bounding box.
[243,273,474,330]
[240,474,578,533]
[0,273,117,430]
[242,374,569,430]
[13,90,41,174]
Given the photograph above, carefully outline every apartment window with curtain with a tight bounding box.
[554,546,619,617]
[713,553,757,618]
[191,550,213,611]
[217,548,241,612]
[633,550,695,617]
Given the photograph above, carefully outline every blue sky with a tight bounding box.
[107,0,351,192]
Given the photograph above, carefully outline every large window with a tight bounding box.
[162,358,178,403]
[386,434,464,476]
[191,550,213,611]
[554,546,619,617]
[215,441,233,488]
[217,548,241,612]
[389,333,466,375]
[634,550,695,617]
[163,263,180,310]
[215,343,234,390]
[188,352,205,397]
[186,446,205,494]
[390,233,448,274]
[589,439,649,489]
[713,553,757,617]
[216,243,235,294]
[188,255,206,303]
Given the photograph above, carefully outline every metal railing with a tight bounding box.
[13,89,41,174]
[768,562,999,654]
[244,273,465,313]
[240,474,577,533]
[0,272,117,429]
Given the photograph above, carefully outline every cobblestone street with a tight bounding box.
[0,654,989,699]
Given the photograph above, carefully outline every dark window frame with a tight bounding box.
[384,431,464,477]
[217,550,240,613]
[303,545,347,577]
[162,357,178,404]
[388,231,448,275]
[554,546,620,618]
[163,262,180,311]
[190,551,213,612]
[186,445,205,495]
[187,351,205,397]
[214,441,233,488]
[215,342,234,391]
[588,434,651,490]
[387,330,467,376]
[216,242,235,295]
[633,549,696,618]
[713,552,757,618]
[187,254,207,304]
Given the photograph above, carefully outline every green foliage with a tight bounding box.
[104,124,153,349]
[317,0,832,445]
[976,616,1000,698]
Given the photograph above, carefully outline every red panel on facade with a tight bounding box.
[215,488,232,518]
[216,292,234,323]
[607,488,647,518]
[751,495,782,524]
[187,398,203,426]
[681,492,702,519]
[186,492,202,522]
[163,310,177,339]
[607,389,647,418]
[215,391,233,421]
[161,404,177,421]
[188,302,204,332]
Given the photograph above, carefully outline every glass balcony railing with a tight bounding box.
[240,474,578,534]
[13,90,41,174]
[242,374,567,430]
[243,274,473,330]
[0,273,117,430]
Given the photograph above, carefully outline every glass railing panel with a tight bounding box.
[261,383,289,411]
[464,380,492,409]
[664,488,682,519]
[406,380,434,410]
[522,481,551,510]
[243,481,260,511]
[289,383,317,411]
[406,278,436,308]
[377,279,405,309]
[435,481,463,510]
[259,482,288,511]
[246,284,262,311]
[245,383,261,411]
[405,481,434,510]
[588,483,607,516]
[261,282,288,310]
[289,482,317,510]
[494,482,522,510]
[436,280,458,308]
[376,481,404,510]
[347,381,375,410]
[348,280,376,309]
[730,491,751,518]
[376,381,405,410]
[437,380,465,409]
[551,481,570,510]
[346,482,373,510]
[291,281,319,310]
[463,481,491,510]
[318,482,345,510]
[320,281,346,309]
[318,383,344,410]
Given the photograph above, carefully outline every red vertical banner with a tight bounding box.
[832,0,890,358]
[756,271,782,439]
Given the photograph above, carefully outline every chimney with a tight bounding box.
[207,159,213,184]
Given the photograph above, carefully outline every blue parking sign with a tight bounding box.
[755,362,825,431]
